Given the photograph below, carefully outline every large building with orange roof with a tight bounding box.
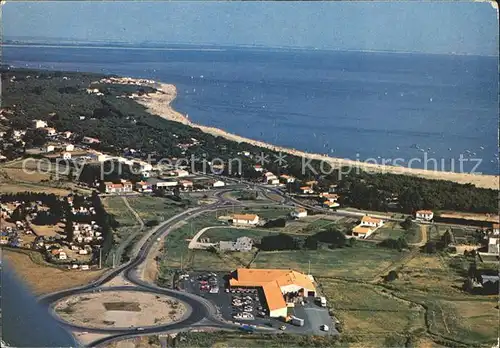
[229,268,316,318]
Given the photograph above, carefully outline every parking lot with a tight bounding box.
[180,271,339,336]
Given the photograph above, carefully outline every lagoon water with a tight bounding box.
[4,45,498,174]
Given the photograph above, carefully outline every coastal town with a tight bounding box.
[0,67,498,348]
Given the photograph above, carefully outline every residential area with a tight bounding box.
[1,192,109,271]
[0,68,498,348]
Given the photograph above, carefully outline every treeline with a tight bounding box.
[258,227,348,251]
[1,192,65,223]
[3,68,498,214]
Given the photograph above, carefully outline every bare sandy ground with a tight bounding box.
[55,291,187,329]
[134,81,499,190]
[73,332,111,347]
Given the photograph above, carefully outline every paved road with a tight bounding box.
[39,186,280,346]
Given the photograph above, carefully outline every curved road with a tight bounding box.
[39,186,277,346]
[40,182,373,346]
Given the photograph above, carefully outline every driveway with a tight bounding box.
[292,300,339,336]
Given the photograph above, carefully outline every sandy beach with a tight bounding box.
[134,81,499,190]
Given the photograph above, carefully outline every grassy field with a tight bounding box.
[125,196,185,222]
[319,278,425,343]
[381,253,499,346]
[202,227,279,242]
[102,196,137,226]
[160,212,222,269]
[188,249,256,271]
[0,181,73,196]
[369,221,406,240]
[250,244,405,280]
[314,251,499,347]
[3,248,104,295]
[159,207,290,271]
[2,167,52,183]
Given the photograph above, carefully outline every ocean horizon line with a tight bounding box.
[3,40,498,58]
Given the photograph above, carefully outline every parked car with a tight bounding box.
[280,325,286,331]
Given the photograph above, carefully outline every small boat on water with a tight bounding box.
[480,146,485,150]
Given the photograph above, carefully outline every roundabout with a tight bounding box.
[54,288,189,331]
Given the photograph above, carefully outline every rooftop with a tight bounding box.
[229,268,315,311]
[416,210,433,214]
[361,216,382,224]
[232,214,258,221]
[352,226,372,234]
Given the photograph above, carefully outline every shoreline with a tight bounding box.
[134,81,499,190]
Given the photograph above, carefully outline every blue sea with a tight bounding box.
[3,45,499,175]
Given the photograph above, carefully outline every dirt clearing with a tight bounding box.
[55,291,188,329]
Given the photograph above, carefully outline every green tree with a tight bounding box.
[423,241,437,254]
[441,230,453,247]
[400,216,414,230]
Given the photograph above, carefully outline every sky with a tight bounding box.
[2,1,499,55]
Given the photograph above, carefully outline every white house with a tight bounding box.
[80,264,90,270]
[291,208,307,219]
[280,174,296,183]
[488,236,499,255]
[254,164,264,172]
[492,223,499,235]
[13,130,26,139]
[33,120,48,128]
[179,180,193,189]
[61,152,72,160]
[44,127,57,136]
[58,251,67,260]
[269,178,280,185]
[97,154,109,162]
[171,169,189,177]
[104,181,133,194]
[416,210,434,221]
[65,144,75,152]
[212,180,225,188]
[135,161,153,172]
[154,180,178,189]
[300,186,314,194]
[63,131,73,139]
[135,181,153,193]
[79,249,89,255]
[232,214,260,226]
[320,193,339,203]
[360,216,384,228]
[323,201,340,209]
[46,145,55,153]
[351,226,375,239]
[82,136,101,144]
